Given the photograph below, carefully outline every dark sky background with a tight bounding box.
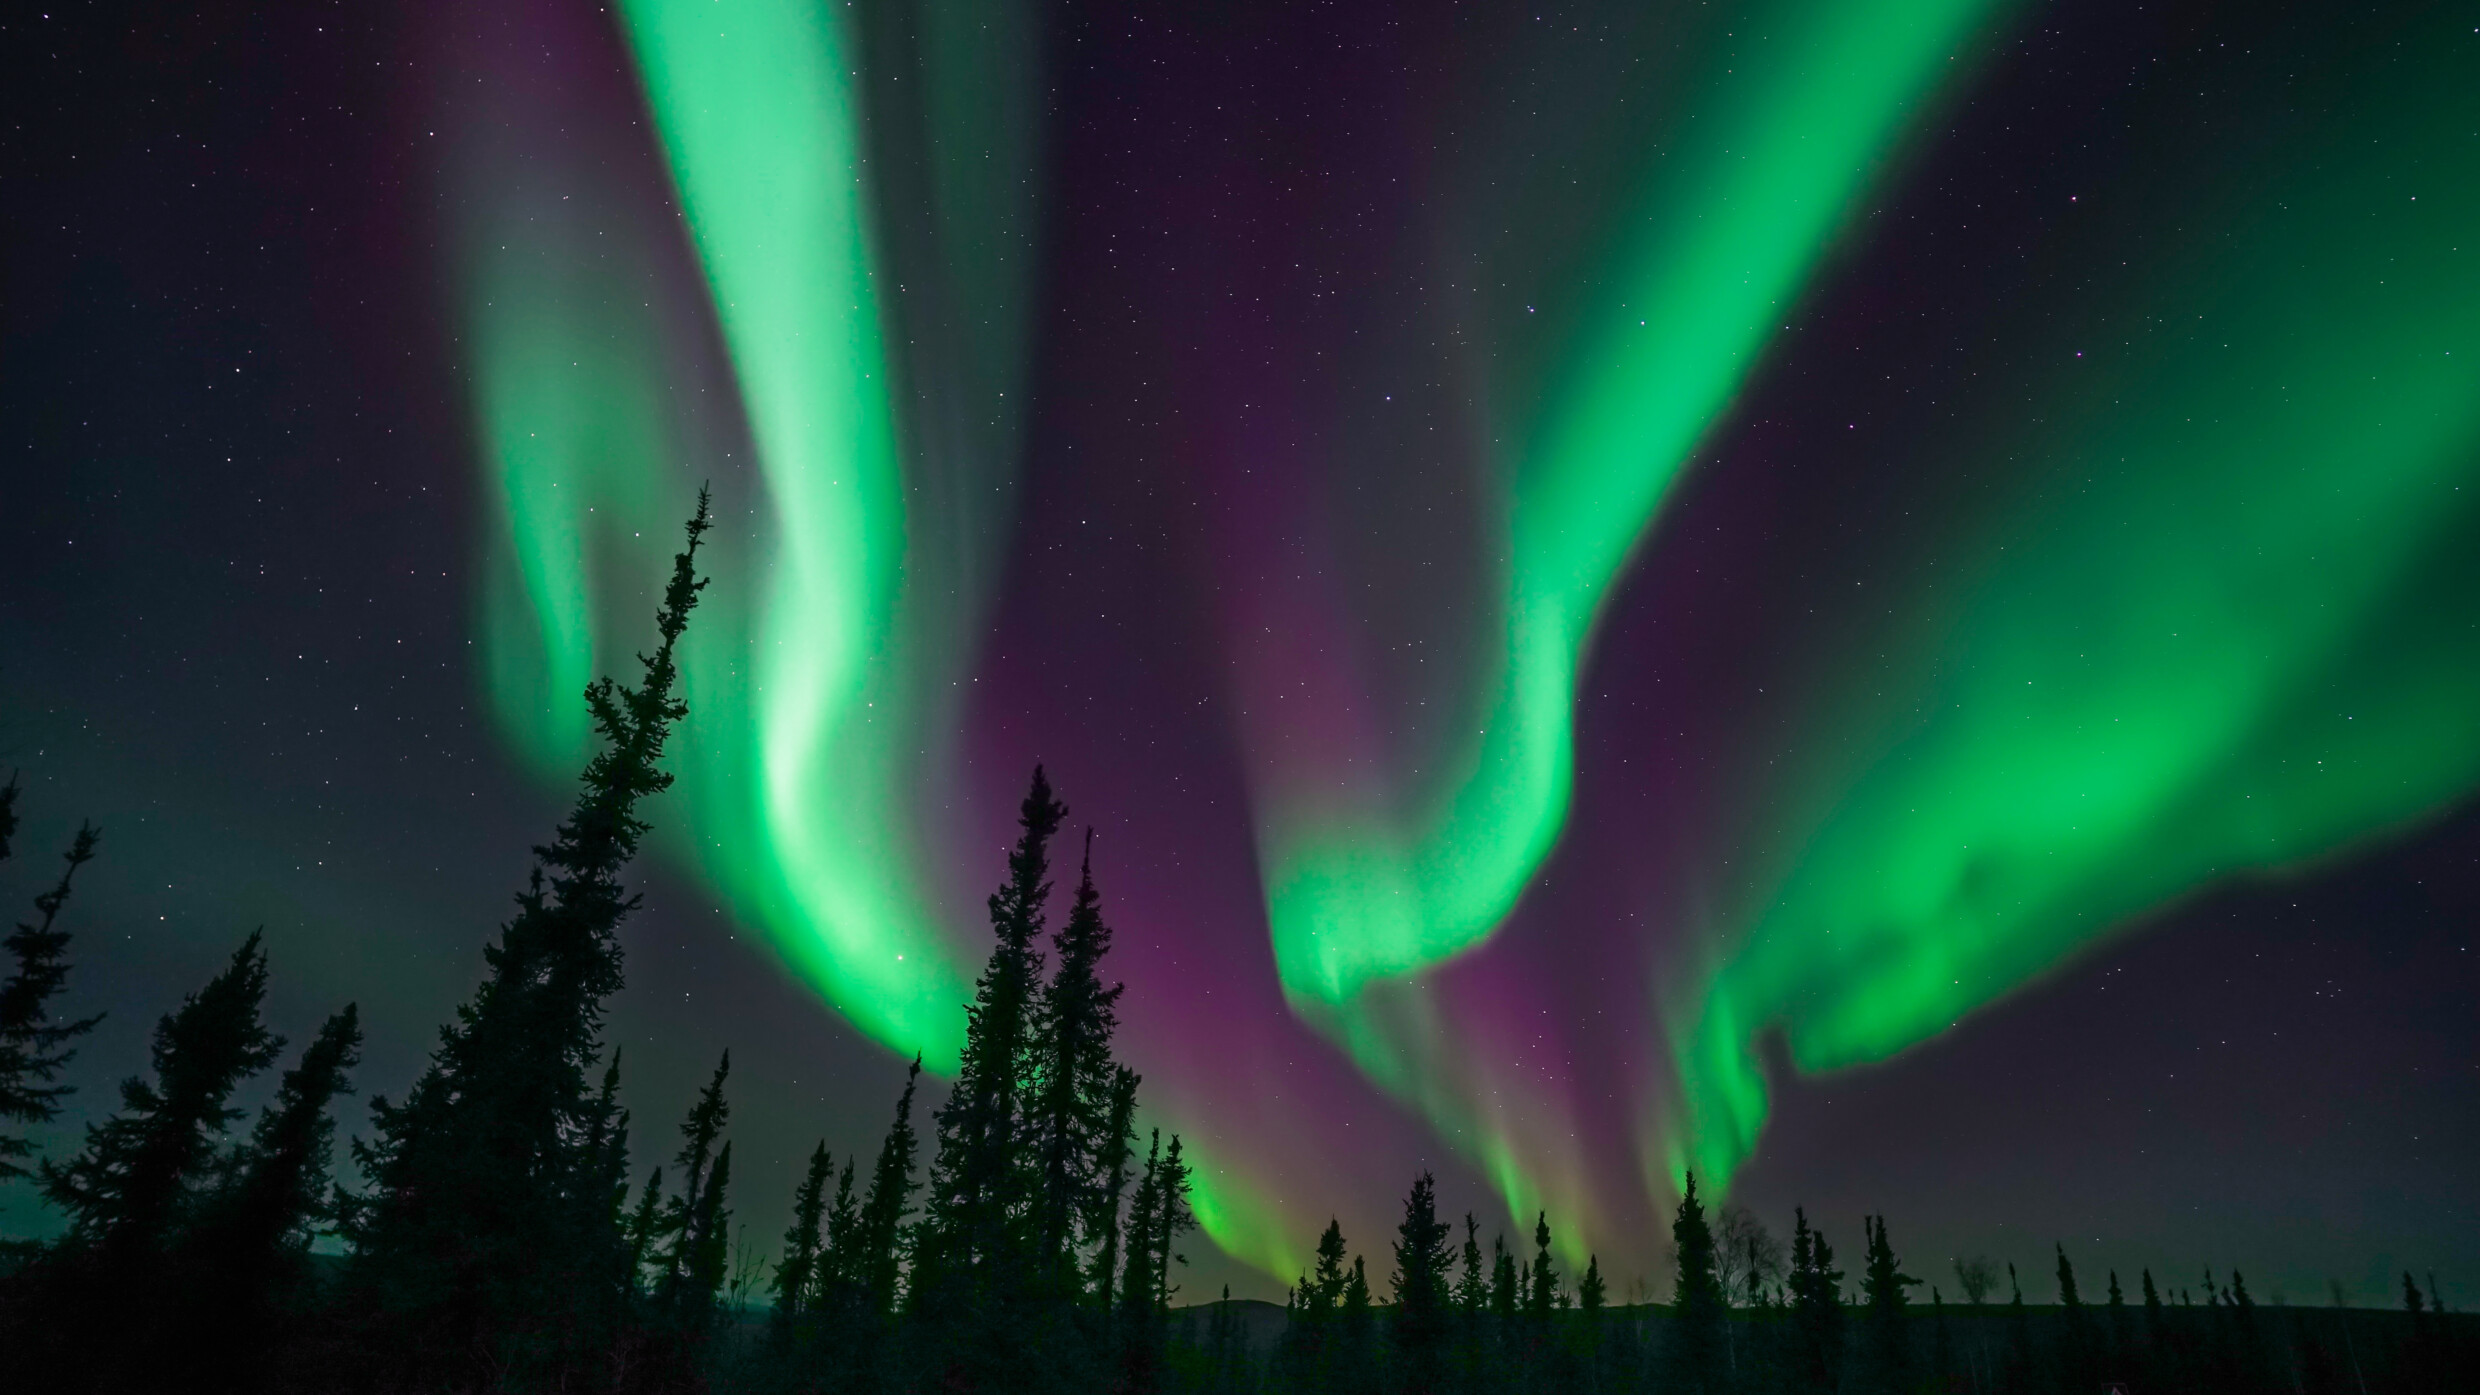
[3,0,2475,1305]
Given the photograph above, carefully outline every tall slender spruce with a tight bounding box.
[1027,828,1125,1291]
[914,766,1067,1309]
[855,1057,922,1318]
[0,811,104,1179]
[154,1004,363,1383]
[659,1052,733,1318]
[346,493,709,1377]
[1391,1171,1455,1395]
[772,1140,835,1333]
[1669,1172,1728,1395]
[1856,1215,1919,1395]
[43,931,281,1268]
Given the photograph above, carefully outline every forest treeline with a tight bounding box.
[0,499,2468,1395]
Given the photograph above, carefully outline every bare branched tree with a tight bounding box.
[1954,1254,2000,1306]
[1715,1204,1785,1305]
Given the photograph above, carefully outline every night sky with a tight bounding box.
[4,0,2476,1306]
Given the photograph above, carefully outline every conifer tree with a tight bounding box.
[154,1004,363,1384]
[1120,1129,1165,1326]
[1205,1283,1240,1395]
[855,1057,923,1318]
[818,1156,859,1304]
[2225,1268,2266,1394]
[2105,1268,2130,1379]
[915,766,1066,1310]
[626,1167,666,1287]
[1391,1171,1455,1395]
[1790,1208,1847,1394]
[1028,829,1125,1290]
[674,1141,733,1321]
[346,495,709,1377]
[1456,1212,1489,1316]
[2005,1263,2034,1391]
[1144,1133,1196,1314]
[1855,1216,1919,1395]
[1930,1286,1956,1395]
[2056,1243,2096,1391]
[0,817,104,1179]
[1580,1253,1607,1313]
[2142,1266,2165,1356]
[1086,1064,1140,1309]
[1579,1254,1610,1395]
[659,1051,732,1307]
[578,1050,633,1285]
[1527,1211,1559,1321]
[1338,1253,1376,1395]
[1668,1173,1728,1395]
[1297,1215,1348,1381]
[1491,1232,1519,1324]
[2402,1270,2443,1392]
[772,1140,834,1335]
[43,931,281,1268]
[1117,1130,1195,1395]
[20,932,281,1392]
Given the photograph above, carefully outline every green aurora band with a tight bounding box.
[460,0,2480,1275]
[1248,0,2022,1245]
[1262,0,2017,1010]
[616,0,961,1062]
[474,0,1040,1071]
[1667,28,2480,1188]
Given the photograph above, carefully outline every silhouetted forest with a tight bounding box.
[0,500,2469,1394]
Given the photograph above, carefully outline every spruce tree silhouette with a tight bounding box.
[820,1154,859,1293]
[1452,1211,1490,1394]
[1855,1216,1919,1395]
[1311,1217,1349,1314]
[1456,1213,1489,1316]
[1491,1230,1519,1324]
[625,1165,666,1288]
[1668,1173,1728,1395]
[2055,1243,2096,1393]
[0,811,104,1179]
[1118,1130,1173,1392]
[1086,1063,1141,1309]
[2005,1263,2034,1392]
[1152,1139,1197,1304]
[43,931,280,1265]
[346,492,710,1383]
[577,1048,634,1301]
[2105,1268,2131,1381]
[1929,1286,1956,1395]
[1391,1171,1455,1395]
[1790,1208,1846,1395]
[677,1141,733,1323]
[1527,1212,1560,1321]
[1028,828,1125,1293]
[1337,1252,1376,1395]
[917,764,1061,1320]
[772,1140,835,1336]
[855,1057,923,1322]
[153,1003,362,1388]
[1289,1217,1348,1391]
[2142,1267,2165,1367]
[658,1052,733,1325]
[29,932,281,1392]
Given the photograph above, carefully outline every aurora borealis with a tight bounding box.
[6,0,2478,1304]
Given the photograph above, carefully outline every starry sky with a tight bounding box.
[4,0,2476,1305]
